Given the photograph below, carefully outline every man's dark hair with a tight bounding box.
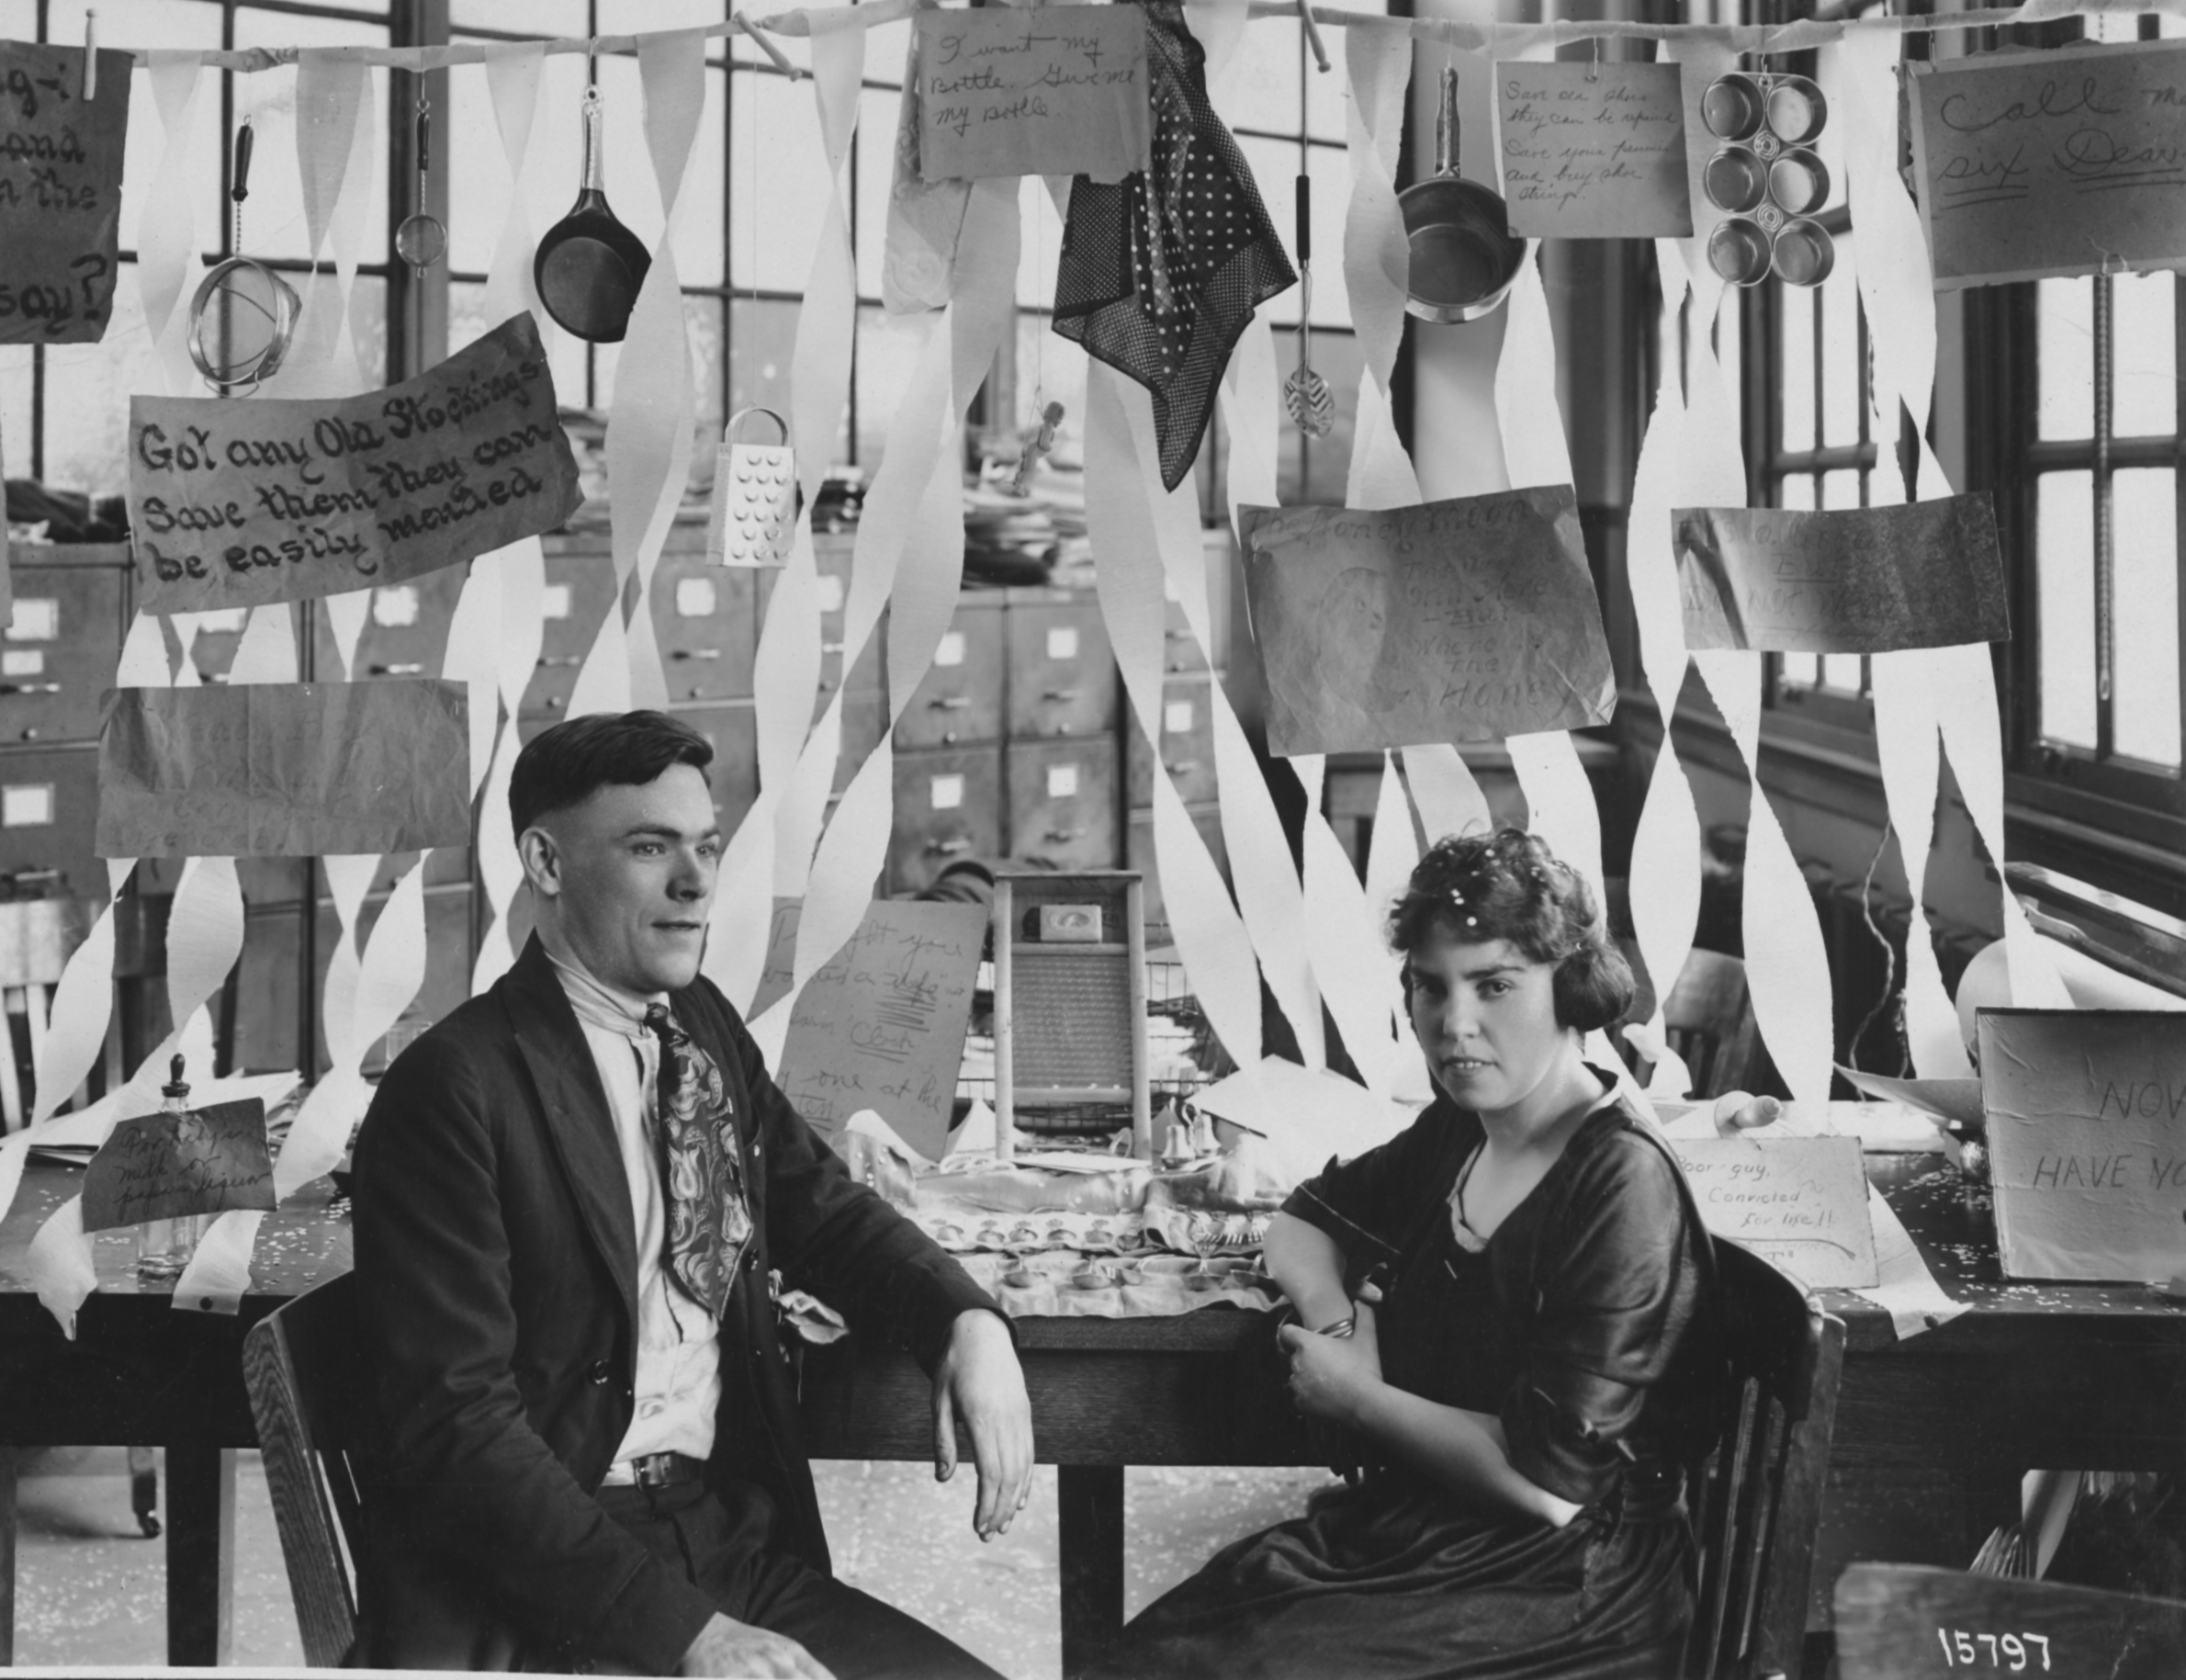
[509,710,714,837]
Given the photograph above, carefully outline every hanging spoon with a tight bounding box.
[534,83,652,344]
[1283,174,1334,438]
[394,96,447,277]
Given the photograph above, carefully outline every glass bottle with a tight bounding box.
[136,1055,210,1283]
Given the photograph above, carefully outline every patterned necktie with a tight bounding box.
[642,1004,753,1315]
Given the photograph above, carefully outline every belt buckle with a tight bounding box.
[631,1452,676,1490]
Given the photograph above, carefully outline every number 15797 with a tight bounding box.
[1937,1629,2050,1670]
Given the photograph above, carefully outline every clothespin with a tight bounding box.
[83,10,98,100]
[733,9,805,82]
[1008,400,1065,498]
[1299,0,1330,75]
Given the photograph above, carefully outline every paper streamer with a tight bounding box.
[266,50,371,399]
[1290,754,1403,1092]
[1870,652,1973,1076]
[136,52,208,399]
[321,592,371,681]
[1493,252,1575,491]
[1342,23,1422,512]
[483,44,549,340]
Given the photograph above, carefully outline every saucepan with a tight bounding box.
[1398,66,1527,324]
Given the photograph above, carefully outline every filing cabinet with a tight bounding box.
[757,533,864,704]
[1006,592,1117,739]
[1007,737,1119,874]
[310,569,468,681]
[0,745,104,900]
[891,746,1003,894]
[1128,801,1230,941]
[4,558,125,742]
[524,541,621,718]
[894,596,1005,750]
[653,553,758,704]
[1161,598,1210,674]
[1126,673,1218,808]
[838,687,885,795]
[673,701,761,829]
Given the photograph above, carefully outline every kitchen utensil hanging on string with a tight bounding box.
[1397,66,1527,323]
[187,118,300,395]
[1283,173,1333,437]
[395,93,447,277]
[706,407,797,568]
[535,74,651,344]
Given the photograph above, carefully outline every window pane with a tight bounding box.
[600,0,725,31]
[2037,277,2093,442]
[2037,470,2098,749]
[1017,175,1068,310]
[0,348,30,476]
[39,261,151,495]
[853,88,896,301]
[1820,656,1864,693]
[2113,468,2181,768]
[687,293,727,427]
[231,12,392,264]
[672,70,728,290]
[453,0,587,31]
[1222,19,1302,137]
[73,0,226,258]
[729,69,830,293]
[1778,282,1816,455]
[854,304,925,467]
[1820,468,1860,509]
[1778,474,1817,511]
[1304,141,1350,329]
[729,296,799,422]
[864,18,914,85]
[348,273,389,389]
[1240,136,1302,327]
[2113,271,2177,439]
[1781,652,1820,687]
[1819,237,1860,449]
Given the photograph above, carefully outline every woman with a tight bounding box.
[1106,829,1724,1679]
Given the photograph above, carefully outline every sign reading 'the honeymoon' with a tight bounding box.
[127,312,583,613]
[1980,1009,2186,1282]
[914,4,1151,184]
[0,42,132,345]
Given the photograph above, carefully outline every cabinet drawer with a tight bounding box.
[313,571,468,682]
[1006,737,1118,872]
[3,565,124,742]
[1127,802,1228,939]
[653,555,758,703]
[1161,598,1210,673]
[757,541,876,704]
[522,552,619,718]
[1006,599,1116,739]
[839,687,885,795]
[890,746,1002,894]
[673,702,761,830]
[1125,674,1217,806]
[0,746,103,900]
[895,599,1004,749]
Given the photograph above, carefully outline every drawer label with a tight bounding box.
[1045,626,1078,660]
[1046,763,1079,799]
[2,649,45,678]
[930,773,965,811]
[6,599,58,641]
[935,630,966,668]
[2,784,54,828]
[541,583,574,620]
[1164,699,1194,735]
[817,573,846,615]
[675,577,718,618]
[371,585,421,627]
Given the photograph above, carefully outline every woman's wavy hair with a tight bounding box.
[1388,828,1635,1034]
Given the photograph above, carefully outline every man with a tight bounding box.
[354,711,1032,1677]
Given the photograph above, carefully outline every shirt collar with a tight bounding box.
[545,944,667,1042]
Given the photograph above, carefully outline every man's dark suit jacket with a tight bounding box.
[352,934,1001,1673]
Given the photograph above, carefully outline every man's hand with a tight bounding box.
[1277,1297,1384,1426]
[932,1308,1033,1540]
[679,1613,833,1678]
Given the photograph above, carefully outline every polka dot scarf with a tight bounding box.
[1053,0,1297,491]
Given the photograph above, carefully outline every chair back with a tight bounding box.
[1663,949,1762,1099]
[1686,1240,1846,1680]
[1835,1562,2186,1679]
[242,1271,368,1667]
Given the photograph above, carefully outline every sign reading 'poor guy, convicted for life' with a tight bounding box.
[126,311,582,614]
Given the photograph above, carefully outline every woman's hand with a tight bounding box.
[1277,1299,1384,1425]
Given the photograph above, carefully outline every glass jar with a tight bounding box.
[136,1056,210,1283]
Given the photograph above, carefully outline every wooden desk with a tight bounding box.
[3,1156,2183,1670]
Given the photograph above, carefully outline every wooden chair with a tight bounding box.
[241,1271,368,1667]
[1686,1240,1847,1680]
[1663,949,1763,1101]
[1835,1562,2186,1679]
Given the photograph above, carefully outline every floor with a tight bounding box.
[9,1448,1335,1674]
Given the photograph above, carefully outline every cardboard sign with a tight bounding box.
[1979,1009,2186,1282]
[766,899,987,1162]
[1910,41,2186,291]
[128,312,582,613]
[914,4,1152,185]
[1667,1133,1879,1289]
[1240,487,1616,756]
[96,680,471,857]
[81,1099,276,1232]
[0,43,131,345]
[1498,62,1693,239]
[1674,496,2009,655]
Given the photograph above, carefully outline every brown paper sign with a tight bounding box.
[96,680,471,858]
[1666,1133,1879,1290]
[1674,495,2009,655]
[1910,42,2186,291]
[0,43,130,345]
[81,1099,276,1232]
[1240,487,1617,757]
[1498,62,1693,240]
[766,898,986,1163]
[914,4,1152,185]
[1980,1009,2186,1283]
[128,312,583,613]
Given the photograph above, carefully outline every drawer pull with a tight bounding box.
[924,836,974,857]
[1043,826,1087,843]
[17,728,39,741]
[536,654,582,669]
[1042,687,1081,703]
[369,662,423,677]
[929,695,971,710]
[0,682,60,696]
[1165,759,1202,776]
[820,641,845,656]
[671,648,722,661]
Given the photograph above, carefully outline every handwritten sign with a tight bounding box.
[81,1099,276,1232]
[96,680,471,857]
[127,312,582,614]
[1674,496,2009,655]
[913,4,1152,185]
[767,899,987,1162]
[1979,1009,2186,1282]
[0,43,130,345]
[1239,487,1616,756]
[1666,1133,1878,1289]
[1497,62,1692,239]
[1910,41,2186,290]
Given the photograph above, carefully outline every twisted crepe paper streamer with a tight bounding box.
[263,50,376,400]
[136,52,210,400]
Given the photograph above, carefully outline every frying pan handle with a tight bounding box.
[1437,65,1459,178]
[580,86,606,193]
[1295,175,1310,264]
[231,119,254,204]
[415,102,431,176]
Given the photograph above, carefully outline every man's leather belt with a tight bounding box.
[612,1451,706,1490]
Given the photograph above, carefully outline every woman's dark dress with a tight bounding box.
[1105,1082,1724,1680]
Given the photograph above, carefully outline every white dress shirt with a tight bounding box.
[546,948,723,1476]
